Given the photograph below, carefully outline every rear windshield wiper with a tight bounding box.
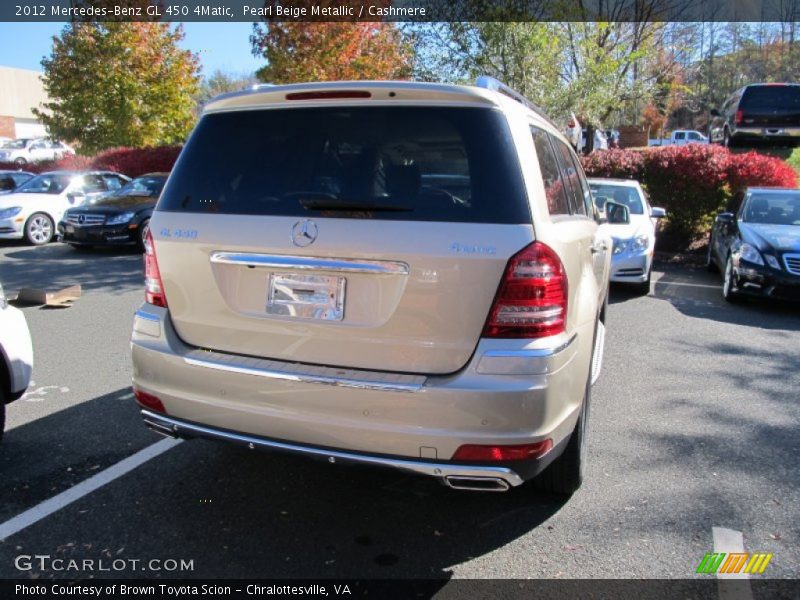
[289,193,412,212]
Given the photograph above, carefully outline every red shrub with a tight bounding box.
[727,151,797,191]
[580,148,645,180]
[91,146,182,177]
[642,144,731,239]
[582,144,798,247]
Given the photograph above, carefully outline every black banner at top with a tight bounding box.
[2,0,800,23]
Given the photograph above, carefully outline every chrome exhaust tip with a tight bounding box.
[143,417,180,439]
[445,476,511,492]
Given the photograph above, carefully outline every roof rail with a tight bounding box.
[474,76,556,127]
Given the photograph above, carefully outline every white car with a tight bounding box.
[0,170,130,245]
[588,178,666,294]
[0,280,33,441]
[0,138,75,166]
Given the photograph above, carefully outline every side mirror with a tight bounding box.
[605,200,630,225]
[710,108,721,117]
[716,212,734,224]
[67,192,85,205]
[650,207,666,218]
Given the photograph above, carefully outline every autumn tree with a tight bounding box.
[35,21,200,154]
[250,22,412,83]
[197,69,258,111]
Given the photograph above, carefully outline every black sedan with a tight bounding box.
[0,170,34,193]
[58,173,167,251]
[707,187,800,302]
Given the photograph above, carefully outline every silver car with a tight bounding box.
[588,178,666,294]
[131,79,613,494]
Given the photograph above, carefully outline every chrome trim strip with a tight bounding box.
[210,252,409,275]
[140,410,524,488]
[183,354,423,393]
[482,334,577,359]
[134,309,161,323]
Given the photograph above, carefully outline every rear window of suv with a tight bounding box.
[158,106,530,224]
[740,85,800,113]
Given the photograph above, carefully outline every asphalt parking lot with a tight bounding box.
[0,241,798,581]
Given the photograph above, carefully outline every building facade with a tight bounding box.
[0,66,48,140]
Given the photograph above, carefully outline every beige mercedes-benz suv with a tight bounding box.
[131,77,613,494]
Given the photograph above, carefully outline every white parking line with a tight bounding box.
[0,438,182,541]
[712,526,753,600]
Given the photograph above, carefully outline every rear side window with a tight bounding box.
[551,136,587,216]
[158,106,529,224]
[531,127,570,216]
[740,86,800,113]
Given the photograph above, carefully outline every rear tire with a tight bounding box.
[532,381,589,495]
[13,157,27,167]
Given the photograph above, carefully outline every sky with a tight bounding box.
[0,22,263,77]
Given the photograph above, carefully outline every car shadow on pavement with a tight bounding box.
[0,388,160,524]
[608,263,800,330]
[0,388,569,580]
[0,242,143,296]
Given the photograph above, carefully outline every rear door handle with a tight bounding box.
[591,242,607,254]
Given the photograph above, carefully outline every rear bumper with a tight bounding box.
[732,127,800,145]
[141,410,536,490]
[131,304,595,485]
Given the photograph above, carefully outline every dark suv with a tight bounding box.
[709,83,800,148]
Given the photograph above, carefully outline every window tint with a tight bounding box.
[103,175,123,191]
[159,107,529,224]
[675,132,685,140]
[531,127,570,216]
[743,191,800,225]
[16,173,71,194]
[81,175,106,194]
[740,85,800,113]
[551,135,587,216]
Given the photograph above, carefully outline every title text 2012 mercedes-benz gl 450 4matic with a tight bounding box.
[130,78,613,494]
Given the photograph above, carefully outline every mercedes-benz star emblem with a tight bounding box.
[78,214,85,224]
[291,219,318,247]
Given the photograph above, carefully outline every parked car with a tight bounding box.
[0,171,130,245]
[0,170,34,193]
[58,173,168,251]
[0,279,34,441]
[588,178,666,294]
[709,83,800,148]
[707,187,800,302]
[0,138,75,166]
[131,78,616,495]
[648,130,709,146]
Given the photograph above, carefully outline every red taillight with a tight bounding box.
[286,91,371,101]
[452,440,553,462]
[144,229,167,307]
[483,242,567,338]
[133,387,167,414]
[735,109,744,125]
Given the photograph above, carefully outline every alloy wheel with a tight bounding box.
[27,215,53,245]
